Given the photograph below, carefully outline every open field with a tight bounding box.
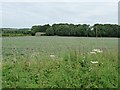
[2,36,118,88]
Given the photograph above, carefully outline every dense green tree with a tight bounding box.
[31,25,41,36]
[46,27,54,36]
[2,28,30,36]
[40,24,50,32]
[31,24,50,35]
[92,24,119,37]
[1,23,119,37]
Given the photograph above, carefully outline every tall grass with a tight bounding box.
[2,48,118,88]
[2,36,118,88]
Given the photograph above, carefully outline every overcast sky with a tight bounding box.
[1,0,119,28]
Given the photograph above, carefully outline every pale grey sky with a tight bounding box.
[1,1,118,28]
[0,0,119,3]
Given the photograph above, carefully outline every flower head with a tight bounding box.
[50,54,55,58]
[91,61,98,64]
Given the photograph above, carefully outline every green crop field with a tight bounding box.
[2,36,118,88]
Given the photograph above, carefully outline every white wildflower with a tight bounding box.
[92,49,103,53]
[91,61,98,64]
[97,50,103,53]
[50,54,55,58]
[93,49,99,52]
[90,51,96,54]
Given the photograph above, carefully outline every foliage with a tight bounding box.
[1,23,119,37]
[31,23,119,37]
[93,24,119,37]
[31,24,50,35]
[1,28,31,37]
[46,27,54,36]
[2,36,118,88]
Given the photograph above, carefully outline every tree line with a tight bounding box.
[1,28,31,37]
[1,23,120,37]
[31,23,120,37]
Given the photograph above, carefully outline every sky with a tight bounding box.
[0,0,119,28]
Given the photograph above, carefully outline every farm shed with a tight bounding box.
[35,32,46,36]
